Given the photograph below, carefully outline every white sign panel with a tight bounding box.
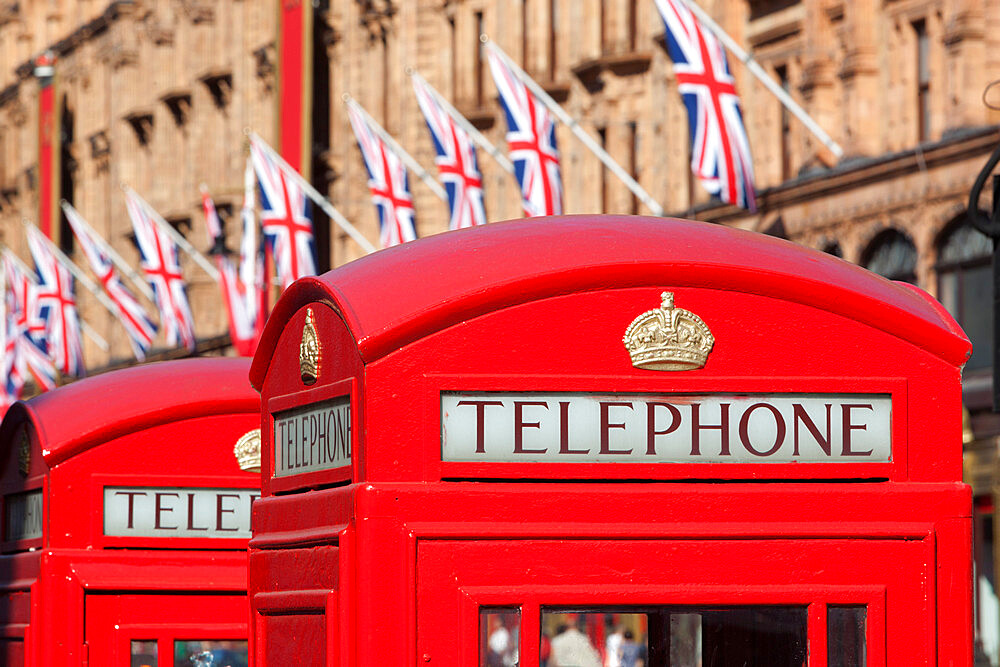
[273,397,351,477]
[104,487,258,538]
[5,489,42,541]
[442,392,892,463]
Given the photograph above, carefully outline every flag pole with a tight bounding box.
[407,68,516,175]
[60,200,156,301]
[247,131,378,255]
[343,94,449,202]
[672,0,844,159]
[121,185,221,282]
[482,37,666,217]
[4,239,109,352]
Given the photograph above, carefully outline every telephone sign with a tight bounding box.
[441,391,892,463]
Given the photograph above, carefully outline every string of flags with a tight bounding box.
[1,0,849,407]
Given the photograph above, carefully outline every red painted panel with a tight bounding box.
[0,360,261,666]
[256,304,363,497]
[249,216,971,665]
[416,538,917,665]
[0,639,24,667]
[251,217,969,385]
[261,614,325,667]
[2,358,256,468]
[85,591,247,666]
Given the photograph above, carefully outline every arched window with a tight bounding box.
[862,228,917,284]
[821,240,843,258]
[937,217,992,370]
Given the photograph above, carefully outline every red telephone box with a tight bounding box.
[249,216,973,666]
[0,358,260,667]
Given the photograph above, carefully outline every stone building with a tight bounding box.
[2,0,1000,660]
[0,0,277,364]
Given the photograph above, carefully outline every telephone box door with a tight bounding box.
[417,536,937,665]
[84,593,248,667]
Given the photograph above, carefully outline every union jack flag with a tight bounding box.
[240,158,267,354]
[248,136,317,290]
[125,191,196,351]
[412,77,488,230]
[654,0,757,211]
[346,104,418,248]
[4,254,56,392]
[0,277,21,411]
[202,185,260,356]
[0,307,18,412]
[63,204,156,361]
[486,47,562,217]
[26,225,85,377]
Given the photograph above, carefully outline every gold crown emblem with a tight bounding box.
[623,292,714,371]
[233,428,261,473]
[300,308,320,385]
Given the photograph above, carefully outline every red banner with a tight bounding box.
[36,52,58,239]
[278,0,312,175]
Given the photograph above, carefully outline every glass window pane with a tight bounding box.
[864,230,917,283]
[962,263,993,370]
[669,613,702,665]
[541,611,646,667]
[938,271,958,316]
[939,222,992,264]
[174,640,248,667]
[131,640,157,667]
[675,607,807,666]
[828,606,867,667]
[540,606,807,666]
[481,608,520,667]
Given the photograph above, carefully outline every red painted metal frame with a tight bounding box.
[0,359,260,667]
[453,584,888,666]
[249,216,972,666]
[19,358,259,468]
[250,216,970,379]
[266,376,357,494]
[86,591,248,666]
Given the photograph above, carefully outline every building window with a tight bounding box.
[628,120,639,215]
[937,217,992,371]
[312,0,332,272]
[862,228,917,283]
[59,95,76,255]
[449,15,457,93]
[549,0,559,80]
[822,241,843,258]
[475,10,485,107]
[913,18,930,142]
[627,0,638,52]
[775,64,792,182]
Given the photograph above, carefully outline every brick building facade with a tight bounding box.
[2,0,1000,659]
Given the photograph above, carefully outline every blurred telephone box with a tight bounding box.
[0,358,260,666]
[249,216,973,666]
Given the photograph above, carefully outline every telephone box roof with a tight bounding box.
[251,215,970,387]
[1,358,256,467]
